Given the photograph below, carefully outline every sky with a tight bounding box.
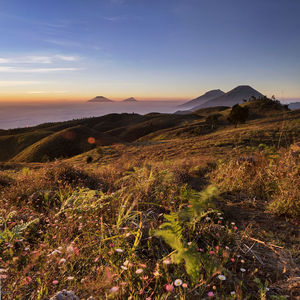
[0,0,300,102]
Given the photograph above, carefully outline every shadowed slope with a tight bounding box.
[11,126,117,162]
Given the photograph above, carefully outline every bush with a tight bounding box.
[227,104,249,127]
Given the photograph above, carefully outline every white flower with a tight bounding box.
[218,274,226,281]
[67,276,74,280]
[115,248,124,253]
[230,291,236,295]
[153,271,160,277]
[266,287,270,292]
[59,258,67,264]
[163,259,172,265]
[135,268,144,274]
[121,266,127,270]
[240,268,246,272]
[109,286,119,293]
[174,279,183,286]
[123,260,129,266]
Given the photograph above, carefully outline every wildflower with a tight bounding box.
[66,245,74,253]
[121,266,127,270]
[52,280,59,285]
[115,248,124,253]
[139,263,147,268]
[182,283,188,288]
[165,283,174,292]
[135,268,144,274]
[174,279,183,286]
[110,286,119,293]
[240,268,246,272]
[123,260,129,266]
[48,249,61,256]
[208,291,214,297]
[209,250,214,255]
[163,258,172,265]
[218,274,226,281]
[153,271,160,277]
[230,291,236,295]
[24,276,32,284]
[59,258,66,264]
[67,276,74,280]
[241,259,245,263]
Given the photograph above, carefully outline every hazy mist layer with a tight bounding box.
[0,101,184,130]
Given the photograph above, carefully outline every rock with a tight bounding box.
[49,290,80,300]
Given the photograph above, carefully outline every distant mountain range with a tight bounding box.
[288,102,300,110]
[88,96,138,103]
[179,85,264,111]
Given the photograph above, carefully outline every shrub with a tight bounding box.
[227,104,249,127]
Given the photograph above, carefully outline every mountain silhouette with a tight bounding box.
[193,85,264,109]
[123,97,138,102]
[88,96,113,103]
[178,89,225,109]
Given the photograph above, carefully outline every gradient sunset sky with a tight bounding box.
[0,0,300,102]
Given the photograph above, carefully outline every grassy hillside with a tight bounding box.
[0,105,299,299]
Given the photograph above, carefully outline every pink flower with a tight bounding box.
[208,291,214,297]
[165,283,174,293]
[182,283,188,288]
[209,251,214,255]
[24,276,32,285]
[52,280,59,285]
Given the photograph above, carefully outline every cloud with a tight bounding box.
[0,66,81,73]
[0,81,41,87]
[43,39,82,48]
[26,90,68,94]
[0,55,79,64]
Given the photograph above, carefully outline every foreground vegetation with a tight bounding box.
[0,103,299,299]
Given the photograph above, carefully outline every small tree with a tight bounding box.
[205,113,221,129]
[227,104,249,127]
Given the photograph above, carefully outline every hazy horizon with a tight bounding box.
[0,100,185,130]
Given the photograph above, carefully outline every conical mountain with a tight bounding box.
[123,97,138,102]
[88,96,113,103]
[178,89,225,109]
[193,85,264,109]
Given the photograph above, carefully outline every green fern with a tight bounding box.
[154,185,219,282]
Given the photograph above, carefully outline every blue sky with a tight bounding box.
[0,0,299,101]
